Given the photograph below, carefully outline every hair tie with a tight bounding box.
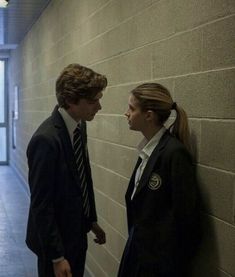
[171,102,177,110]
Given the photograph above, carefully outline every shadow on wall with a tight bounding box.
[190,130,198,164]
[190,207,220,277]
[189,130,220,277]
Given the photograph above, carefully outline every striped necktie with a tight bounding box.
[73,125,90,217]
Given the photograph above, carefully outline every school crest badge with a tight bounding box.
[148,173,162,190]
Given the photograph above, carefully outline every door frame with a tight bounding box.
[0,58,8,165]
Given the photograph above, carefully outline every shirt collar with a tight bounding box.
[58,107,80,139]
[137,126,166,160]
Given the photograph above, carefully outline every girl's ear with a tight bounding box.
[146,110,160,125]
[145,110,155,121]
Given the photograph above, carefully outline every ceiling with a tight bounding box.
[0,0,51,56]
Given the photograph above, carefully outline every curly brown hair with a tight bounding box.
[56,63,107,109]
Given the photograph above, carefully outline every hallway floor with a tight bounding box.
[0,166,37,277]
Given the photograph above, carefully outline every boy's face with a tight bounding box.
[67,92,103,122]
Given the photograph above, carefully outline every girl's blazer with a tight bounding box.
[124,130,200,274]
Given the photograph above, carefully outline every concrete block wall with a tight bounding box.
[8,0,235,276]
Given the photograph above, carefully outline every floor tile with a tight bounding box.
[0,166,37,277]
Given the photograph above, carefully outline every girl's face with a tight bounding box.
[125,94,147,132]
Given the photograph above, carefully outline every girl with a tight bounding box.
[118,83,200,277]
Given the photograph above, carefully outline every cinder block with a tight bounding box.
[174,69,235,118]
[152,30,202,78]
[79,0,152,44]
[83,20,137,64]
[198,165,234,223]
[87,114,142,147]
[98,217,127,260]
[192,215,235,276]
[74,0,110,27]
[100,84,136,115]
[87,237,119,276]
[63,33,79,55]
[87,118,99,139]
[88,115,121,143]
[80,1,121,44]
[174,0,235,32]
[200,121,235,172]
[202,16,235,70]
[88,138,138,178]
[93,191,128,237]
[213,218,235,275]
[92,46,152,86]
[131,0,175,46]
[86,252,107,277]
[117,0,152,22]
[188,119,201,162]
[86,0,175,61]
[91,164,128,206]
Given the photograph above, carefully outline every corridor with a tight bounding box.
[0,166,37,277]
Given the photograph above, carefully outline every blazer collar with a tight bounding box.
[51,106,86,184]
[52,105,87,144]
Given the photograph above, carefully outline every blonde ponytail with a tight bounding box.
[132,83,191,150]
[170,104,190,151]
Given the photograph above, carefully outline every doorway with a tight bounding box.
[0,60,8,164]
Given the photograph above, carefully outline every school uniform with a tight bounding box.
[118,129,200,277]
[26,106,97,276]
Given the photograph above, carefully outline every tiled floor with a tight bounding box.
[0,166,37,277]
[0,166,92,277]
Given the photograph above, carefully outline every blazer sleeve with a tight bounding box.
[169,146,200,256]
[170,147,197,218]
[27,134,64,260]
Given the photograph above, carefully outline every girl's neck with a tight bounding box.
[142,124,163,141]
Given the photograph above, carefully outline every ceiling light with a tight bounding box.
[0,0,9,8]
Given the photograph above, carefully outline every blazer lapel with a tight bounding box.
[133,131,171,198]
[52,106,80,184]
[126,157,142,201]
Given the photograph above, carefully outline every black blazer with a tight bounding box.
[26,106,97,260]
[120,130,200,276]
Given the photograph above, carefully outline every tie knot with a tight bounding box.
[74,124,81,134]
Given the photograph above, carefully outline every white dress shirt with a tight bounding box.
[58,107,80,143]
[131,126,166,200]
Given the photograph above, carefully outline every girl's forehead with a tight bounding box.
[129,94,138,103]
